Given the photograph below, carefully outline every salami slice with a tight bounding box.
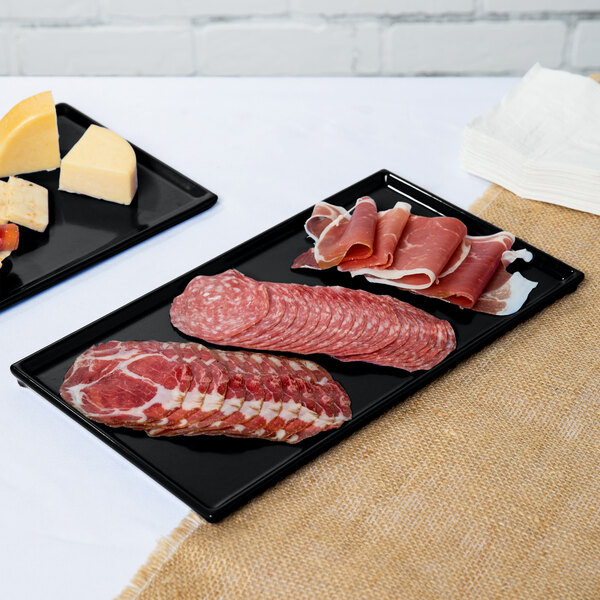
[170,270,270,341]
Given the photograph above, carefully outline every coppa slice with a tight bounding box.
[59,341,193,428]
[171,270,270,341]
[61,342,353,443]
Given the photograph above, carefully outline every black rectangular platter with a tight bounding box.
[11,169,584,523]
[0,103,217,311]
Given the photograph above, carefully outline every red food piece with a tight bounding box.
[0,223,19,252]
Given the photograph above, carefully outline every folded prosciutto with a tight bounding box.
[474,249,538,315]
[350,215,467,289]
[311,196,378,269]
[292,196,538,316]
[404,232,515,308]
[337,202,411,271]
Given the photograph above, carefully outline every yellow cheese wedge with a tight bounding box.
[0,91,61,178]
[5,176,49,232]
[59,124,137,205]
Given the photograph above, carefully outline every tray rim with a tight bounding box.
[0,102,218,312]
[10,168,585,522]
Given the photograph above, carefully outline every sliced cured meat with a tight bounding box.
[313,196,378,269]
[415,232,515,309]
[353,215,467,289]
[294,196,537,316]
[338,202,411,271]
[171,271,456,372]
[60,341,193,428]
[170,270,269,341]
[147,344,228,436]
[61,342,352,443]
[305,202,349,241]
[473,249,538,315]
[291,248,319,270]
[438,237,472,278]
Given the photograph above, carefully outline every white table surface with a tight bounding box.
[0,76,516,600]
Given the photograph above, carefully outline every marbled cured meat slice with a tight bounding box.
[144,343,212,432]
[61,342,351,443]
[147,345,229,436]
[313,196,378,268]
[202,373,264,433]
[170,270,269,341]
[164,372,246,436]
[354,215,467,289]
[60,341,193,428]
[473,249,538,315]
[414,232,515,309]
[338,202,411,271]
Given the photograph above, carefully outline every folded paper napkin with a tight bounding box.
[460,64,600,215]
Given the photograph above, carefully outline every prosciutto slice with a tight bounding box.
[412,231,516,308]
[337,202,411,271]
[305,202,349,241]
[474,249,538,315]
[313,196,378,269]
[354,215,467,289]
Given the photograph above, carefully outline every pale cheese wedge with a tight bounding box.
[0,180,8,223]
[5,176,49,232]
[0,91,61,178]
[59,124,137,205]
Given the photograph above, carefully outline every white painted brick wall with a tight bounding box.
[0,0,598,75]
[15,27,194,75]
[572,21,600,68]
[384,21,567,74]
[196,22,354,75]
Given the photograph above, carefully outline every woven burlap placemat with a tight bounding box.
[117,182,599,600]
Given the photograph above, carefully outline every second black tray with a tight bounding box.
[11,169,584,522]
[0,102,217,311]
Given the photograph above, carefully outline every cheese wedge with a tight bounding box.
[0,180,8,223]
[0,91,61,178]
[59,124,137,205]
[4,176,49,232]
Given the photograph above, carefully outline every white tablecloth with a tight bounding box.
[0,76,516,600]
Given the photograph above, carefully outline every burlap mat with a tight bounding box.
[116,183,600,600]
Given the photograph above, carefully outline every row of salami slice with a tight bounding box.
[291,196,538,316]
[59,340,352,444]
[170,270,456,371]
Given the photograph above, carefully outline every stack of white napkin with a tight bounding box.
[460,64,600,215]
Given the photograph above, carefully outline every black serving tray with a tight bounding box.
[0,103,217,311]
[11,169,584,523]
